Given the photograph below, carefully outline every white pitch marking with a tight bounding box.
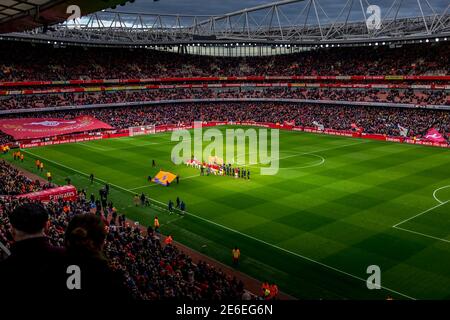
[433,185,450,204]
[279,141,368,162]
[77,142,108,151]
[392,201,449,228]
[392,186,450,244]
[161,215,185,227]
[240,141,366,169]
[393,226,450,244]
[21,149,415,300]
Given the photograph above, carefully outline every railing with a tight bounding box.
[1,75,450,88]
[1,98,449,116]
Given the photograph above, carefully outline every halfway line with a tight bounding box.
[21,149,415,300]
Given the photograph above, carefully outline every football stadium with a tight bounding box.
[0,0,449,306]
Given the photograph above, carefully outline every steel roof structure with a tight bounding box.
[1,0,449,49]
[0,0,133,33]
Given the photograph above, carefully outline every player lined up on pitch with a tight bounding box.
[186,158,251,180]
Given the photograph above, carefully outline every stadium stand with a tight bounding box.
[0,88,449,111]
[1,0,450,304]
[1,102,449,142]
[0,160,249,300]
[0,160,49,195]
[0,41,448,82]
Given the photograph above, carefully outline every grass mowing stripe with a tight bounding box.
[433,185,450,204]
[278,141,370,161]
[393,226,450,244]
[392,201,449,228]
[21,148,416,300]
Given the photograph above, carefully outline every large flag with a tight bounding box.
[0,116,112,140]
[397,124,409,137]
[153,171,177,186]
[312,121,324,131]
[424,128,446,143]
[283,120,296,126]
[351,123,364,133]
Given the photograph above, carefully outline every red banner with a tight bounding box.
[0,116,113,140]
[16,185,77,203]
[1,82,449,96]
[1,75,450,88]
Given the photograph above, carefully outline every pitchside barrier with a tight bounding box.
[16,121,450,149]
[2,75,450,88]
[1,82,450,96]
[15,185,78,203]
[3,99,450,116]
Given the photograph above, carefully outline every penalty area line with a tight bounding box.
[392,201,449,228]
[393,226,450,244]
[21,149,415,300]
[392,188,450,244]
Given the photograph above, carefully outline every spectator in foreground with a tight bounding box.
[0,202,66,299]
[63,214,131,300]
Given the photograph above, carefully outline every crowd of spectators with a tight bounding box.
[1,102,449,145]
[1,87,448,111]
[0,160,52,195]
[0,40,448,144]
[0,41,448,82]
[0,161,248,300]
[1,39,448,300]
[0,132,13,146]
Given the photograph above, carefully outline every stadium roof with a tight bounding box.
[1,0,449,53]
[0,0,133,33]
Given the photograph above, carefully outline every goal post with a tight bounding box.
[128,125,156,137]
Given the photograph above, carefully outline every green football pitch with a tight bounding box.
[4,126,450,300]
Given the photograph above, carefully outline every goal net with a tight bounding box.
[128,125,156,137]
